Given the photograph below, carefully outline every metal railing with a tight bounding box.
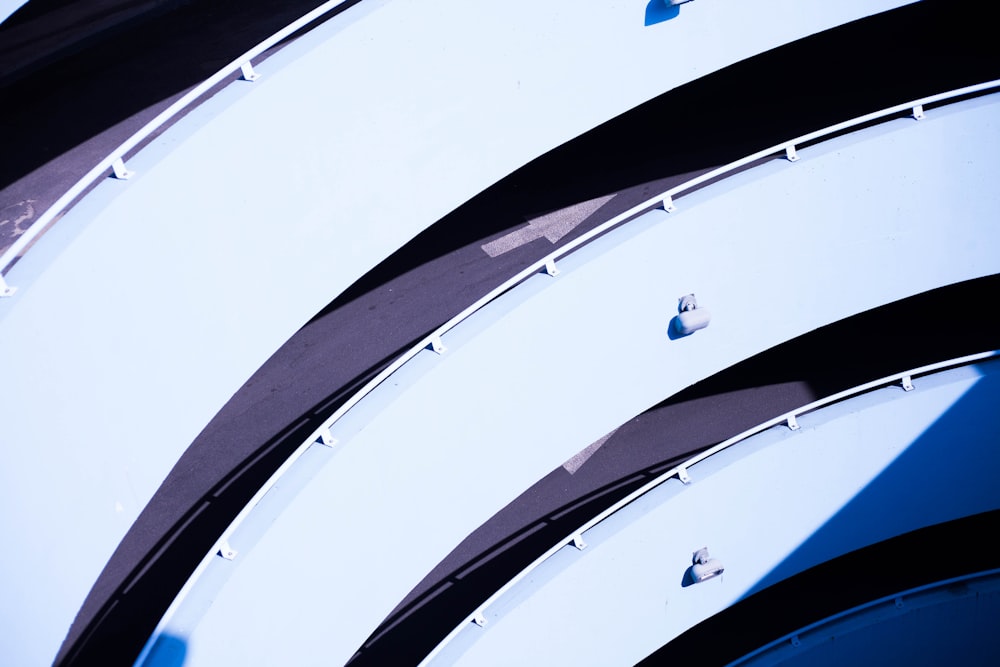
[0,0,357,297]
[419,349,1000,665]
[3,61,997,299]
[135,79,1000,661]
[234,78,1000,477]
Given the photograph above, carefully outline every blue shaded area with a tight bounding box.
[739,573,1000,666]
[645,0,680,26]
[746,369,1000,598]
[139,633,188,667]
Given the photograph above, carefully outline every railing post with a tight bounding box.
[316,427,337,447]
[111,158,133,180]
[676,466,691,484]
[240,61,260,82]
[428,335,447,354]
[1,273,16,297]
[912,104,925,120]
[785,144,800,162]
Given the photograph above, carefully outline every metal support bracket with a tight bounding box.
[676,466,691,484]
[662,194,676,213]
[901,375,914,392]
[790,635,801,648]
[240,61,260,82]
[912,104,925,120]
[786,414,801,431]
[543,258,560,277]
[472,611,487,627]
[895,596,905,609]
[316,428,337,447]
[218,542,238,560]
[785,145,800,162]
[111,158,133,180]
[428,335,446,354]
[1,274,16,297]
[571,534,587,550]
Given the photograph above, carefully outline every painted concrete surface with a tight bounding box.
[437,361,1000,666]
[148,93,1000,665]
[0,1,913,663]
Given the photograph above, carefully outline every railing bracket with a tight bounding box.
[785,145,800,162]
[662,194,676,213]
[1,275,16,297]
[901,375,914,392]
[571,534,587,550]
[218,542,238,561]
[786,414,801,431]
[111,158,133,180]
[428,335,447,354]
[676,466,691,484]
[316,428,337,447]
[240,61,260,82]
[912,104,925,120]
[472,611,487,627]
[543,258,560,277]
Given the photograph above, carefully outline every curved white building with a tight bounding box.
[1,0,998,664]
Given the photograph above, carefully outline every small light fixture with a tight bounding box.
[690,547,724,583]
[671,293,711,337]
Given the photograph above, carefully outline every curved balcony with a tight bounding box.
[2,2,932,664]
[135,86,1000,665]
[428,354,1000,665]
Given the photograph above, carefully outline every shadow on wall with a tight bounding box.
[645,0,681,26]
[641,510,1000,666]
[643,365,1000,665]
[744,362,1000,600]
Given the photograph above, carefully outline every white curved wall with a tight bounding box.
[0,2,916,664]
[143,91,1000,666]
[435,360,1000,666]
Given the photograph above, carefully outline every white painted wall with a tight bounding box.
[1,2,917,663]
[438,362,1000,666]
[149,92,1000,666]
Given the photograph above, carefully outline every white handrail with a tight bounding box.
[3,71,997,298]
[292,81,1000,538]
[302,79,1000,485]
[0,0,356,297]
[137,81,1000,657]
[419,350,1000,666]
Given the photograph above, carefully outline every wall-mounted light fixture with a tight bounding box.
[671,293,711,337]
[690,547,724,583]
